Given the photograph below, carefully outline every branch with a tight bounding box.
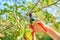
[13,9,20,29]
[13,0,21,29]
[32,0,60,13]
[26,1,39,16]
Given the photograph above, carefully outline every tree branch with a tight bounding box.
[32,0,60,13]
[26,1,39,16]
[13,0,21,29]
[13,8,20,29]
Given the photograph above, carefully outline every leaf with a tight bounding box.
[8,6,13,9]
[16,12,21,17]
[49,0,53,5]
[1,32,11,40]
[34,7,39,11]
[14,3,17,7]
[44,0,48,5]
[3,3,8,6]
[44,0,53,5]
[25,30,32,40]
[1,10,6,14]
[21,7,27,11]
[17,28,24,40]
[17,5,24,8]
[28,2,34,9]
[12,28,24,40]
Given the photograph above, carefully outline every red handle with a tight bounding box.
[37,22,47,32]
[29,24,34,30]
[29,24,34,38]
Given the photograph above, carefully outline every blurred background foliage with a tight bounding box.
[0,0,60,40]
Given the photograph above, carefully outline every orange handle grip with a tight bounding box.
[37,22,47,32]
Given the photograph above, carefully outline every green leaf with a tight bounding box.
[34,7,39,11]
[16,12,21,17]
[28,2,34,9]
[21,7,27,11]
[14,3,17,8]
[12,28,24,40]
[3,3,8,6]
[44,0,48,5]
[25,29,32,40]
[17,5,24,8]
[8,6,13,9]
[49,0,53,5]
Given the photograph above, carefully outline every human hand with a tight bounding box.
[33,20,60,40]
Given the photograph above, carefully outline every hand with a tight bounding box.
[33,20,60,40]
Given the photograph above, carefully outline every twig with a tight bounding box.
[26,1,39,16]
[13,0,21,29]
[13,10,20,29]
[19,1,39,24]
[32,0,59,13]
